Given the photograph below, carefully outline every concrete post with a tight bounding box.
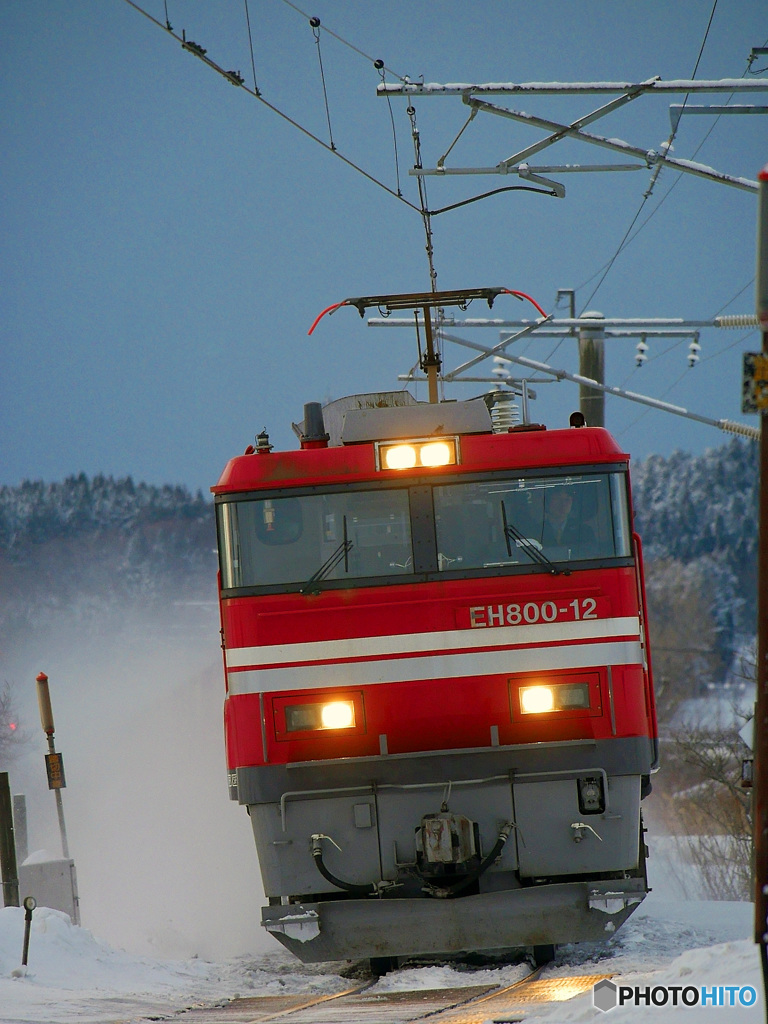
[0,773,19,907]
[578,311,606,426]
[12,796,28,865]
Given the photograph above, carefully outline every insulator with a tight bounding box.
[715,314,759,329]
[489,390,520,432]
[635,339,649,367]
[721,419,761,440]
[492,357,510,382]
[688,339,701,368]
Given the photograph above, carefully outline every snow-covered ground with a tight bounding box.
[0,890,761,1023]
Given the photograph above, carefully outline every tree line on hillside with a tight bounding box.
[630,437,757,689]
[0,473,210,551]
[631,437,756,572]
[0,475,217,639]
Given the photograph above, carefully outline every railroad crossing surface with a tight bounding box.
[148,969,613,1023]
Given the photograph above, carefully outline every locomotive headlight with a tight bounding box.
[419,441,453,467]
[377,437,458,471]
[284,699,357,733]
[320,700,355,729]
[518,681,591,714]
[384,444,418,470]
[520,685,555,714]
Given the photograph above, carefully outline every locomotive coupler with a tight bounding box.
[415,811,478,878]
[420,820,515,898]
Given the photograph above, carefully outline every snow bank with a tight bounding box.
[519,940,762,1022]
[0,906,347,1023]
[0,906,227,1022]
[0,894,760,1023]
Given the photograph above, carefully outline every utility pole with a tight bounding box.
[753,162,768,1007]
[578,311,605,427]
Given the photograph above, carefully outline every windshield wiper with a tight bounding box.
[501,502,570,576]
[300,516,353,594]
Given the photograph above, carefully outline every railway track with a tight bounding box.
[151,965,613,1023]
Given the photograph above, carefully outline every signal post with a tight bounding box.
[35,673,70,860]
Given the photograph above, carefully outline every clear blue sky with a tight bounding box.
[2,0,766,494]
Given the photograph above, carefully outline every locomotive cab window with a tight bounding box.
[217,489,413,589]
[217,469,632,593]
[433,471,630,572]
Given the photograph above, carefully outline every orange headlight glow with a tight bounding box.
[284,699,357,733]
[518,682,591,714]
[377,437,458,471]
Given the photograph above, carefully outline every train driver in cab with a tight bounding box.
[541,484,597,558]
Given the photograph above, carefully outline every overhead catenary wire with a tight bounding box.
[578,0,720,313]
[275,0,415,199]
[615,327,756,437]
[309,17,336,151]
[427,184,558,216]
[575,48,765,297]
[615,279,758,396]
[712,278,757,318]
[278,0,408,83]
[280,1,406,197]
[408,103,439,293]
[700,329,756,363]
[120,0,421,213]
[578,20,768,321]
[564,11,762,419]
[123,0,760,420]
[377,62,403,197]
[574,71,758,299]
[272,3,561,277]
[617,335,690,390]
[243,0,261,95]
[123,0,563,296]
[616,361,692,437]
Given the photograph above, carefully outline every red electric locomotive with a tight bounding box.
[212,289,658,970]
